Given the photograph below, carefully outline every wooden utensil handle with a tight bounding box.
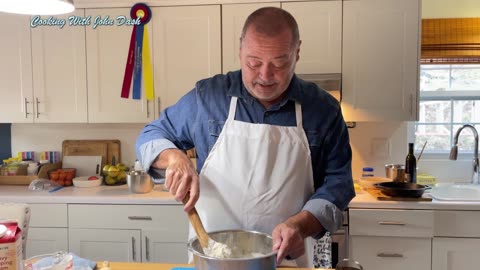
[183,193,209,249]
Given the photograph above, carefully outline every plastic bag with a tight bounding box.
[28,179,61,191]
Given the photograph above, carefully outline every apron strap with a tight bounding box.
[295,102,303,128]
[228,96,238,121]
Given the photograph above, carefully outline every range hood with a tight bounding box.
[296,73,341,101]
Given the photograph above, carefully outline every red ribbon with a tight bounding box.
[121,25,137,98]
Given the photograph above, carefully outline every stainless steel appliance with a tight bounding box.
[331,211,349,267]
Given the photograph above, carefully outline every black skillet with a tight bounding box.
[374,182,431,198]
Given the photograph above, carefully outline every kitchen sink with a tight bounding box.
[430,183,480,201]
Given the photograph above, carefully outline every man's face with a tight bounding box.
[240,27,300,108]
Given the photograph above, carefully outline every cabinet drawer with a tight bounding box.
[349,209,433,237]
[435,210,480,237]
[350,236,431,270]
[30,204,68,227]
[69,204,188,231]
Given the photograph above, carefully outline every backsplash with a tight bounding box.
[10,121,471,183]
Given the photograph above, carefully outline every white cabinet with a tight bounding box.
[349,209,433,270]
[69,229,141,262]
[68,204,188,263]
[86,8,154,123]
[222,1,340,74]
[31,9,88,123]
[152,5,221,116]
[282,1,342,74]
[26,204,68,258]
[222,3,280,73]
[432,210,480,270]
[341,0,420,121]
[0,13,33,123]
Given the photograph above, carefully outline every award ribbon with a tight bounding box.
[121,3,153,100]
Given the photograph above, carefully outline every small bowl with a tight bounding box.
[72,176,102,188]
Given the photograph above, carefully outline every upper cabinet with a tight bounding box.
[0,13,33,123]
[86,8,154,123]
[341,0,420,121]
[282,1,342,74]
[222,1,341,74]
[152,5,221,116]
[222,3,280,73]
[31,9,88,123]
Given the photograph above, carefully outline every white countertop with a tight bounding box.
[0,184,180,205]
[2,184,480,210]
[350,189,480,210]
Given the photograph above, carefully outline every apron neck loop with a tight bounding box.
[295,102,302,128]
[228,96,238,120]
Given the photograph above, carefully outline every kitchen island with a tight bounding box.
[100,262,331,270]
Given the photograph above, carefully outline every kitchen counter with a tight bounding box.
[2,184,480,210]
[0,184,179,205]
[99,262,330,270]
[349,189,480,210]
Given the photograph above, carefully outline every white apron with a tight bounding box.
[190,96,315,267]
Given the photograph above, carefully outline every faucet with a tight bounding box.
[449,124,479,185]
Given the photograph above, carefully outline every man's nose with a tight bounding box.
[259,63,275,81]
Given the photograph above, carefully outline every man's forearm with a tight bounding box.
[284,210,324,238]
[153,148,191,169]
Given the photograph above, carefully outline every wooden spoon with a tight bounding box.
[182,193,232,258]
[182,193,209,249]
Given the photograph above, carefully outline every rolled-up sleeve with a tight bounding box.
[135,88,198,178]
[303,108,355,236]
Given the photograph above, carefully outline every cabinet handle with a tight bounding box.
[132,237,136,261]
[377,253,404,258]
[157,97,161,115]
[378,221,406,226]
[145,236,150,261]
[35,97,40,118]
[410,93,414,115]
[146,100,150,118]
[24,98,30,118]
[128,216,152,221]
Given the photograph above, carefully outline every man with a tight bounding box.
[136,7,354,267]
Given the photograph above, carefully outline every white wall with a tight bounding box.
[423,0,480,18]
[11,123,145,167]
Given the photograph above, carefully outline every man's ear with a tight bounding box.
[296,40,302,62]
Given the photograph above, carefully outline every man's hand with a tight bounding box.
[272,222,305,264]
[154,149,199,212]
[272,211,324,265]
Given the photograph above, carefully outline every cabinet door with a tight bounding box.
[31,10,88,123]
[69,228,141,262]
[342,0,420,121]
[0,13,33,123]
[222,3,281,73]
[26,228,68,258]
[142,229,188,263]
[432,238,480,270]
[152,5,221,116]
[282,1,342,74]
[350,236,431,270]
[86,8,154,123]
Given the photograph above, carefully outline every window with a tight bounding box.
[415,64,480,155]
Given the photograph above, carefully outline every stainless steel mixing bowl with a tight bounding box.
[188,230,277,270]
[126,170,154,193]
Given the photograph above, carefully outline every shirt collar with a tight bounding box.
[226,70,303,107]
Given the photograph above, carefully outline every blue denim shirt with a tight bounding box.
[136,70,355,234]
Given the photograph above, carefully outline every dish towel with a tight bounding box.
[313,232,332,268]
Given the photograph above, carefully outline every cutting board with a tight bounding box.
[365,188,432,201]
[62,140,121,168]
[62,156,102,176]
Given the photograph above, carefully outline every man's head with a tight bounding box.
[239,7,301,108]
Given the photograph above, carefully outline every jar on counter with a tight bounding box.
[361,167,374,178]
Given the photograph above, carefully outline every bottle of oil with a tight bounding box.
[405,143,416,183]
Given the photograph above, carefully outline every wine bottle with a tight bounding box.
[405,143,416,183]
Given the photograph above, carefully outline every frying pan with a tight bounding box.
[374,182,431,198]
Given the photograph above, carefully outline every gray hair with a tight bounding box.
[240,7,300,47]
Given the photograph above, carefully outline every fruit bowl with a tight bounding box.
[102,163,128,186]
[48,168,76,186]
[73,176,103,188]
